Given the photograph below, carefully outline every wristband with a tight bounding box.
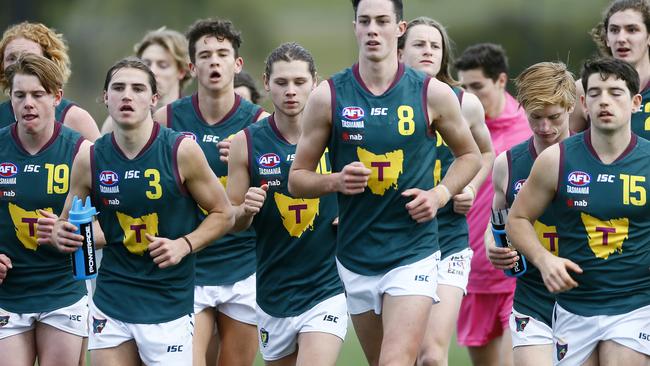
[182,236,193,253]
[436,184,451,204]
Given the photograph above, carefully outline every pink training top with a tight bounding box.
[466,91,531,294]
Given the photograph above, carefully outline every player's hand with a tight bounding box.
[147,234,190,269]
[453,185,476,215]
[244,184,269,216]
[0,254,12,284]
[538,254,582,293]
[336,162,371,195]
[402,188,443,223]
[485,232,519,270]
[36,209,57,246]
[48,218,84,253]
[218,139,231,163]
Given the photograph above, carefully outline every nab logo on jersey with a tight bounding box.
[513,179,526,194]
[181,132,197,141]
[342,106,365,121]
[258,153,281,168]
[568,171,590,186]
[0,163,18,177]
[99,171,119,186]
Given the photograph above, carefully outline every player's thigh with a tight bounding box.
[266,352,298,366]
[0,329,36,366]
[193,307,216,356]
[598,340,650,366]
[350,311,383,366]
[380,294,433,364]
[215,311,257,365]
[512,344,552,366]
[423,284,464,346]
[296,331,343,366]
[35,322,83,366]
[90,339,140,366]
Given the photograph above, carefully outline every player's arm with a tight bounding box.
[506,145,582,292]
[402,79,480,223]
[226,131,268,232]
[100,116,115,135]
[153,105,168,127]
[289,81,370,198]
[485,151,518,269]
[569,79,588,133]
[64,106,101,142]
[453,92,494,215]
[45,140,98,252]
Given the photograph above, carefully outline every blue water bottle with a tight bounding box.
[69,196,98,280]
[491,208,527,277]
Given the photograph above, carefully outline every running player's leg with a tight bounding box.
[215,311,257,366]
[380,294,433,365]
[418,284,464,366]
[599,341,650,365]
[91,340,140,366]
[513,344,552,366]
[0,331,36,366]
[267,353,298,366]
[296,332,344,366]
[34,322,83,366]
[350,312,383,366]
[193,308,216,366]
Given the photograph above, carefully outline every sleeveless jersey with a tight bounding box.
[631,84,650,140]
[328,63,438,275]
[167,93,263,285]
[0,123,85,313]
[91,123,198,323]
[550,131,650,316]
[246,115,343,317]
[505,138,558,326]
[435,86,469,259]
[0,99,75,129]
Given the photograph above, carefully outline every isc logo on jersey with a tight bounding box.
[258,153,281,175]
[567,171,590,194]
[181,132,197,141]
[99,170,120,194]
[341,106,365,128]
[0,162,18,184]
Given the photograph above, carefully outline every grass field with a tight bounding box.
[253,322,473,365]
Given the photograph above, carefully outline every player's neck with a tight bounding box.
[634,55,650,92]
[486,92,507,119]
[357,53,399,95]
[273,110,301,144]
[158,86,180,108]
[113,118,155,159]
[197,83,236,124]
[533,129,570,155]
[589,126,632,164]
[16,121,55,155]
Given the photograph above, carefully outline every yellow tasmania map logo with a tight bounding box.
[116,211,159,255]
[274,192,320,237]
[8,203,53,250]
[580,212,628,259]
[219,176,228,188]
[356,147,404,196]
[534,220,559,256]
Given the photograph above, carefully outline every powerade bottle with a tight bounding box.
[491,208,527,277]
[69,196,98,280]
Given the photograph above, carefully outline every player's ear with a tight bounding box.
[263,73,270,92]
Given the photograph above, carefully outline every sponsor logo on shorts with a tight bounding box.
[260,328,269,348]
[0,316,8,327]
[69,314,82,322]
[341,106,365,121]
[640,332,650,341]
[556,339,568,361]
[166,345,184,352]
[93,317,107,334]
[322,314,339,323]
[414,274,430,282]
[514,316,530,332]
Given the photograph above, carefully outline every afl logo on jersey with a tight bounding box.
[342,106,365,121]
[181,132,197,141]
[0,163,18,178]
[258,153,281,168]
[99,171,119,186]
[568,171,591,186]
[513,179,526,194]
